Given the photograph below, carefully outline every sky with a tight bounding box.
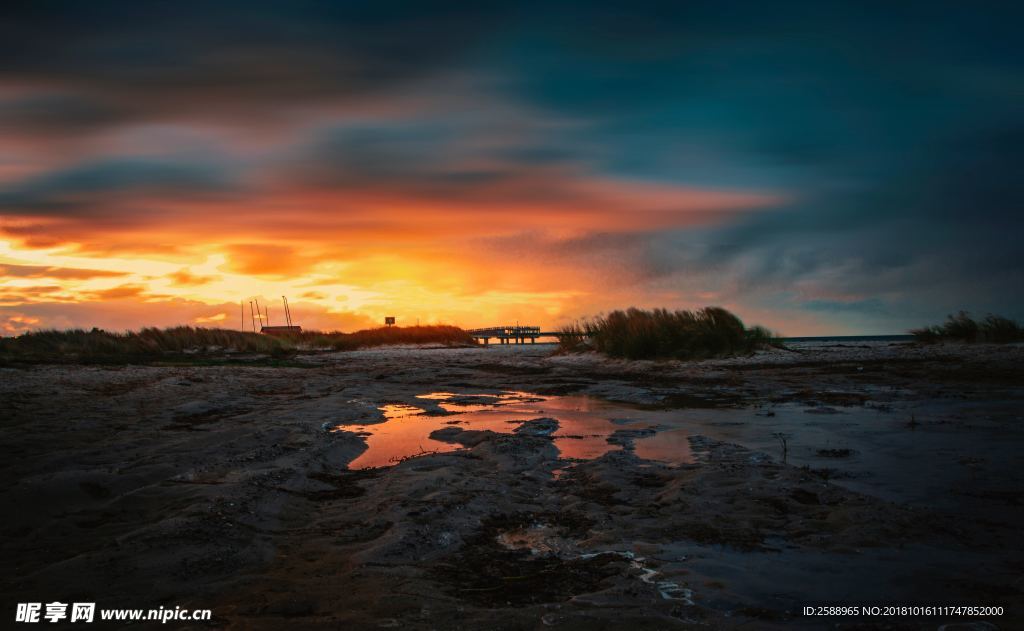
[1,1,1022,335]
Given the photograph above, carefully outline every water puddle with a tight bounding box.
[338,391,696,469]
[338,390,1023,510]
[494,524,694,604]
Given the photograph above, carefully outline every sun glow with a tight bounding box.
[0,237,598,333]
[0,165,786,334]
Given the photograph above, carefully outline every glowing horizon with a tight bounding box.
[0,174,795,334]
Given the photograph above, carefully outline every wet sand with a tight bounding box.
[2,341,1022,629]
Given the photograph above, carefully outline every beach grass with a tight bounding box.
[558,306,779,360]
[911,312,1024,343]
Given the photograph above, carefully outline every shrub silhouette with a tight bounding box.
[559,307,778,360]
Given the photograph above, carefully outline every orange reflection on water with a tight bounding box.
[345,408,461,469]
[341,391,694,469]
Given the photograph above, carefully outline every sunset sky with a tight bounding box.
[2,2,1022,335]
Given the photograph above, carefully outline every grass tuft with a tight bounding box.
[911,312,1024,343]
[558,306,779,360]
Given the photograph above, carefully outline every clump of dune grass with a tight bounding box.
[911,312,1024,343]
[558,307,779,360]
[0,324,475,364]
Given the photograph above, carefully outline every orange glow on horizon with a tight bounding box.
[1,170,796,335]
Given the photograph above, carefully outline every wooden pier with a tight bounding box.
[466,326,561,345]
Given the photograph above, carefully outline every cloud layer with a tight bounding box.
[2,1,1022,334]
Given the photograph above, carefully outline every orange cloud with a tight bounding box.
[87,285,147,300]
[168,268,219,286]
[223,244,321,277]
[0,124,788,332]
[195,312,227,323]
[1,314,41,334]
[0,263,127,280]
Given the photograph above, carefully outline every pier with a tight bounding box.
[466,326,561,345]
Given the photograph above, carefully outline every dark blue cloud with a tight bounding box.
[0,159,235,216]
[0,1,509,121]
[0,93,130,135]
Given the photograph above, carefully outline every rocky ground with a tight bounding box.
[1,341,1022,629]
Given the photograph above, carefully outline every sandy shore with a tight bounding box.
[2,341,1022,629]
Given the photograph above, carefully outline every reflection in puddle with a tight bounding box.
[380,403,425,420]
[345,402,461,469]
[340,391,695,470]
[633,428,695,465]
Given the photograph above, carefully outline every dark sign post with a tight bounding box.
[385,316,396,327]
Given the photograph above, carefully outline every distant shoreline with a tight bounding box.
[781,334,914,342]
